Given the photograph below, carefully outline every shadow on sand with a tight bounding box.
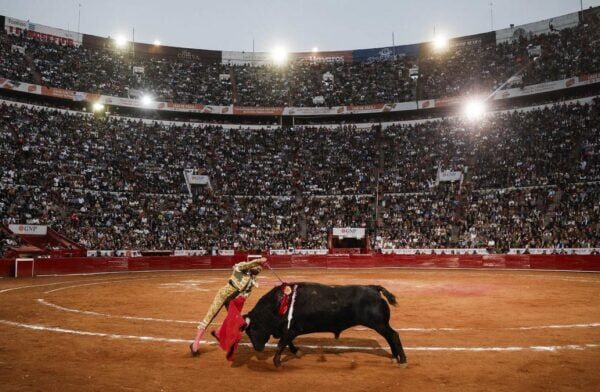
[230,336,392,370]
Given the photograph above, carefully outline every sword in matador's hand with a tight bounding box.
[257,257,285,284]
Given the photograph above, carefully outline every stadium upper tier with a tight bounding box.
[1,97,599,252]
[0,8,599,114]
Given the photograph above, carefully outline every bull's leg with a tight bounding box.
[288,341,299,355]
[374,325,407,365]
[273,339,287,368]
[393,330,407,364]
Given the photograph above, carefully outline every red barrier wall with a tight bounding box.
[0,259,14,277]
[0,254,599,278]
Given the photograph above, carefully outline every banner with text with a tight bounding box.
[332,228,366,239]
[4,16,82,46]
[9,224,48,236]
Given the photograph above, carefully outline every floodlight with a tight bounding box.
[312,46,319,53]
[153,39,161,46]
[141,94,153,107]
[271,46,288,65]
[92,102,105,112]
[433,35,448,51]
[464,99,487,120]
[115,35,127,48]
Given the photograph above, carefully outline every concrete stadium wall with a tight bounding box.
[1,254,600,278]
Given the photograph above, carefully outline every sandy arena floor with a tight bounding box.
[0,268,599,392]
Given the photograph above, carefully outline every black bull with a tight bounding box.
[243,283,407,367]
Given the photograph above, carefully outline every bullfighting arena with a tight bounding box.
[1,268,599,392]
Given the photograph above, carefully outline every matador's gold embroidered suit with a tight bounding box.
[197,259,263,329]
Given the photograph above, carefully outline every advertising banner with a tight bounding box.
[232,106,284,116]
[450,31,496,48]
[436,167,463,183]
[222,51,271,65]
[332,228,366,239]
[294,249,328,255]
[41,86,75,100]
[222,50,353,65]
[508,248,600,255]
[419,99,435,109]
[186,174,210,185]
[87,250,114,257]
[162,102,232,114]
[5,16,82,46]
[0,78,41,94]
[381,248,489,255]
[353,43,420,63]
[9,224,48,236]
[285,106,341,116]
[174,250,208,256]
[492,72,600,100]
[269,249,294,255]
[291,50,353,64]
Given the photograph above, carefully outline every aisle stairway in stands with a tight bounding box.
[230,67,238,104]
[23,50,42,85]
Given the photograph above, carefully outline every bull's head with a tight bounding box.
[243,313,271,352]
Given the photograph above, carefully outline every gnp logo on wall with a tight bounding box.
[332,228,366,239]
[8,224,48,236]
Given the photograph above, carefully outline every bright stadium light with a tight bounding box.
[464,99,487,120]
[92,102,105,112]
[433,35,448,51]
[271,46,288,65]
[141,94,153,107]
[312,46,319,53]
[153,39,161,46]
[114,35,127,48]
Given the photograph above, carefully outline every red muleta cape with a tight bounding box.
[212,296,247,361]
[214,285,292,361]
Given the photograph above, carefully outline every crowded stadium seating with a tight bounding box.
[1,97,598,254]
[0,12,599,107]
[1,9,600,256]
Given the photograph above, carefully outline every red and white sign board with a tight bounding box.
[332,228,366,239]
[8,224,48,236]
[5,17,83,46]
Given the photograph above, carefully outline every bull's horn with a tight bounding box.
[245,317,251,326]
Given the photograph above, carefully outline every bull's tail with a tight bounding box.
[373,285,397,306]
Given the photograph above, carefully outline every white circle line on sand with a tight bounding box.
[7,274,600,333]
[37,299,198,324]
[0,277,140,294]
[1,274,213,296]
[36,298,600,332]
[0,318,598,353]
[43,277,162,294]
[35,268,235,277]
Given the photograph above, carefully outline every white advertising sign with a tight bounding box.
[9,224,48,236]
[332,228,366,239]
